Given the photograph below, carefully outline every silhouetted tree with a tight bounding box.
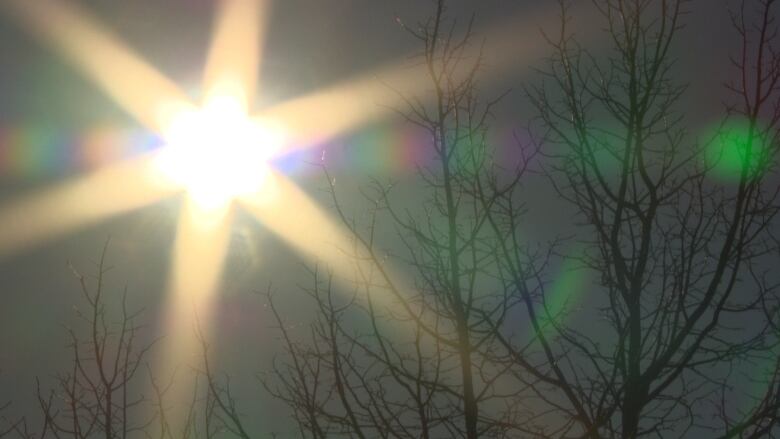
[263,0,780,438]
[510,0,780,436]
[17,244,225,439]
[0,397,26,439]
[32,244,156,438]
[262,1,545,437]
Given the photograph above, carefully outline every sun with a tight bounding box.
[0,0,419,427]
[155,92,284,209]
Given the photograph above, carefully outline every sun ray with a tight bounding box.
[238,170,359,279]
[0,154,179,258]
[255,7,565,154]
[161,197,232,352]
[154,198,233,426]
[240,171,422,317]
[203,0,266,109]
[254,73,399,151]
[1,0,192,132]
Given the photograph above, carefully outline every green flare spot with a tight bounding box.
[704,119,771,180]
[538,252,586,335]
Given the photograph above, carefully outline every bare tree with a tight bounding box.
[148,367,225,439]
[22,244,224,439]
[185,0,780,437]
[193,318,252,439]
[31,243,156,438]
[510,0,780,436]
[0,397,28,439]
[262,1,546,437]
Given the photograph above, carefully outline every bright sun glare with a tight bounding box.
[156,93,283,209]
[0,0,403,427]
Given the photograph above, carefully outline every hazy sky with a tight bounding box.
[0,0,745,435]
